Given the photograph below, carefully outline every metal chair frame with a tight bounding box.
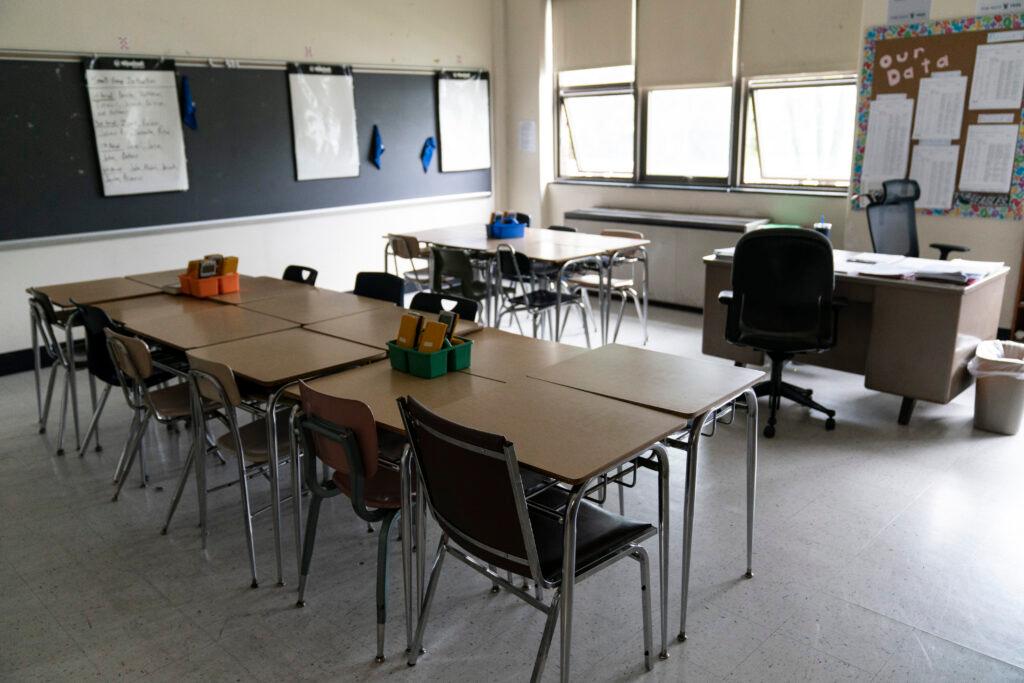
[29,294,85,454]
[384,235,431,292]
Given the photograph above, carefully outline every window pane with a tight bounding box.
[645,87,732,179]
[559,93,635,178]
[745,83,856,187]
[559,65,635,88]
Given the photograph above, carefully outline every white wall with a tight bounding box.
[0,0,498,355]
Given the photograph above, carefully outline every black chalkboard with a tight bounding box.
[0,60,491,243]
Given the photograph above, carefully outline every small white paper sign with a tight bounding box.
[977,1,1024,14]
[518,120,537,153]
[888,0,931,23]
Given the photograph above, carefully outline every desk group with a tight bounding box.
[28,265,763,681]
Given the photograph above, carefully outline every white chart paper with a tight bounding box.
[977,1,1024,14]
[862,95,915,191]
[959,124,1018,192]
[913,73,967,140]
[438,75,492,172]
[969,42,1024,110]
[86,66,188,196]
[288,67,359,181]
[909,144,960,209]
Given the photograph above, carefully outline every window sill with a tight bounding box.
[551,178,850,199]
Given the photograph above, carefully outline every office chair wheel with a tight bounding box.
[825,417,836,431]
[763,424,776,439]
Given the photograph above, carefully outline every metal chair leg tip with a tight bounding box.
[375,655,385,664]
[659,652,669,660]
[250,580,259,589]
[277,581,285,587]
[95,445,103,452]
[490,585,500,594]
[677,633,687,642]
[296,600,305,608]
[744,571,753,579]
[160,528,168,535]
[56,448,65,456]
[38,427,46,434]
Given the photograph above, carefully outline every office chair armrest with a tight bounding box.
[929,242,969,261]
[718,290,734,305]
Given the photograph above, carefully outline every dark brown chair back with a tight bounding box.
[298,381,380,480]
[398,396,538,579]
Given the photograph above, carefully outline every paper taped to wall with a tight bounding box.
[288,64,359,181]
[913,72,967,140]
[909,143,959,209]
[969,41,1024,110]
[959,124,1017,192]
[862,95,915,191]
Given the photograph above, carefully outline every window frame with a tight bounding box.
[736,73,858,194]
[556,80,637,181]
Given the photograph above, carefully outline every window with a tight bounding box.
[644,86,733,181]
[558,66,635,179]
[742,77,857,188]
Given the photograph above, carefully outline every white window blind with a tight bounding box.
[739,0,862,77]
[636,0,737,88]
[553,0,635,72]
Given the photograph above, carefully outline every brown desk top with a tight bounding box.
[397,225,649,263]
[98,294,224,326]
[126,270,185,289]
[127,305,297,350]
[31,277,161,308]
[304,306,482,349]
[286,360,503,432]
[239,289,395,325]
[458,328,587,382]
[188,328,383,387]
[435,378,684,485]
[528,343,765,419]
[210,276,313,305]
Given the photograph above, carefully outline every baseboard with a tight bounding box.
[0,348,54,376]
[647,299,703,315]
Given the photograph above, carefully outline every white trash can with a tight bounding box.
[968,340,1024,435]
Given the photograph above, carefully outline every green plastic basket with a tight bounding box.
[386,341,410,372]
[447,336,473,371]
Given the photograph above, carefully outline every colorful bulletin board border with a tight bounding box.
[851,14,1024,220]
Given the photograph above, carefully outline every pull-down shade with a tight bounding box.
[739,0,862,77]
[636,0,737,87]
[553,0,634,72]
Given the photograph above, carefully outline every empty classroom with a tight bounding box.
[3,1,1024,681]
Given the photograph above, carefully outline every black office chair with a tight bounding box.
[410,292,479,322]
[514,212,531,227]
[719,228,840,438]
[282,265,318,285]
[353,272,404,306]
[866,179,968,260]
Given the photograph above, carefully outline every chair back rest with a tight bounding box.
[548,225,576,232]
[389,235,423,259]
[104,328,154,382]
[29,290,60,326]
[354,271,404,306]
[282,265,318,285]
[186,354,242,407]
[298,382,379,479]
[496,244,532,280]
[728,228,836,348]
[866,179,920,258]
[602,228,644,258]
[433,248,483,300]
[410,292,479,322]
[73,302,120,385]
[28,293,63,360]
[398,396,539,579]
[514,212,531,227]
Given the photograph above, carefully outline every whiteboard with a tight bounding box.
[438,73,492,172]
[85,59,189,196]
[288,64,359,181]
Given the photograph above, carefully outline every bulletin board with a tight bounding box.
[851,14,1024,219]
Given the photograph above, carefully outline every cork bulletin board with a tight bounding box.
[850,14,1024,219]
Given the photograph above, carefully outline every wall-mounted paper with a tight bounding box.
[968,42,1024,110]
[85,59,189,196]
[913,73,967,140]
[909,143,959,209]
[959,124,1017,192]
[288,64,359,181]
[862,95,915,191]
[438,73,492,172]
[888,0,931,23]
[977,1,1024,14]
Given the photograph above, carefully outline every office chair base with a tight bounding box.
[755,373,836,439]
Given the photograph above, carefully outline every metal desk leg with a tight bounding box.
[194,401,209,550]
[678,410,710,642]
[266,385,291,587]
[640,249,650,345]
[31,308,41,423]
[400,447,416,655]
[289,406,304,580]
[743,388,758,578]
[64,315,81,450]
[651,444,671,659]
[559,484,587,683]
[416,467,426,611]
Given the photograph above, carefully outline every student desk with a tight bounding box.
[435,377,684,680]
[98,294,223,327]
[394,226,650,342]
[209,275,313,305]
[188,328,384,587]
[458,327,587,382]
[702,251,1010,423]
[125,305,297,351]
[126,270,185,289]
[31,277,160,308]
[527,344,765,656]
[239,288,395,325]
[304,305,482,349]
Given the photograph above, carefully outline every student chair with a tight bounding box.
[397,396,655,679]
[566,229,648,345]
[282,265,318,285]
[169,355,294,588]
[354,271,405,306]
[431,247,489,307]
[29,291,86,454]
[409,291,480,322]
[547,225,576,232]
[104,329,195,499]
[866,179,968,260]
[496,244,591,346]
[293,382,409,662]
[719,228,841,438]
[385,234,431,292]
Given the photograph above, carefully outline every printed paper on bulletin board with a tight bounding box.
[851,14,1024,219]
